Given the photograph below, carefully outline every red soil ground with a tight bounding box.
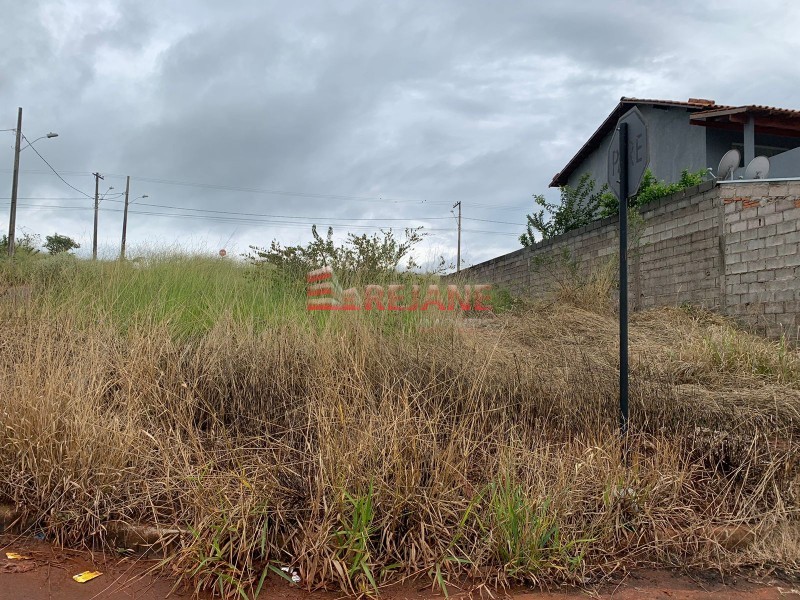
[1,534,797,599]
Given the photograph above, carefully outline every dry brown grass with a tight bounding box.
[0,259,799,597]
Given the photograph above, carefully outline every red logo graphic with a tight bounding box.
[306,268,491,312]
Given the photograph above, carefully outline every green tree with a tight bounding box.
[246,225,425,280]
[597,168,707,217]
[520,174,607,246]
[522,168,709,246]
[0,232,41,256]
[44,233,80,255]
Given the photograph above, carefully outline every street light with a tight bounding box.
[6,107,59,257]
[20,132,59,151]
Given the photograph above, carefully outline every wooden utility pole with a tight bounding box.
[453,201,462,273]
[92,172,103,260]
[120,175,130,260]
[7,107,22,257]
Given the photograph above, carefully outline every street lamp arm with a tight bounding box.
[20,132,58,152]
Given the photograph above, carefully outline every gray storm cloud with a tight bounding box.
[1,0,798,265]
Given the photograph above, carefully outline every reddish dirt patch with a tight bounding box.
[1,534,797,599]
[1,534,184,599]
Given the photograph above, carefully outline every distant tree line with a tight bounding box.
[0,232,80,256]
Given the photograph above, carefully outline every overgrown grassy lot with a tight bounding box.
[1,254,798,598]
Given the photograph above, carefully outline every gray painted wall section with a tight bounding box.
[706,129,741,175]
[566,105,707,191]
[640,105,707,184]
[770,147,800,179]
[565,129,614,190]
[564,104,800,191]
[744,116,756,165]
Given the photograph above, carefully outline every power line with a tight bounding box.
[0,168,529,210]
[18,134,93,198]
[2,203,90,211]
[464,216,525,226]
[118,208,520,236]
[0,195,525,226]
[0,166,533,215]
[123,175,431,204]
[1,200,522,237]
[102,197,524,225]
[0,195,123,200]
[101,197,440,220]
[0,168,94,177]
[3,170,432,204]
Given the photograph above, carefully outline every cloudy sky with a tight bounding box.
[1,0,798,267]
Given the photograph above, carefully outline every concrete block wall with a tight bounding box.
[456,216,621,300]
[636,183,721,309]
[453,180,800,338]
[720,181,800,338]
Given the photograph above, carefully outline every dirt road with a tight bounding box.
[1,534,797,599]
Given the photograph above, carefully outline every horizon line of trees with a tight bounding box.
[0,232,80,256]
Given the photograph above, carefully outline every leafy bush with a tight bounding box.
[520,174,607,245]
[0,232,41,256]
[598,168,707,217]
[522,169,708,245]
[246,225,425,282]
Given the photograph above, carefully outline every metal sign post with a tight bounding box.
[607,107,648,437]
[608,107,648,201]
[618,122,629,436]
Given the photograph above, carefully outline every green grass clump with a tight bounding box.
[32,254,307,337]
[2,253,477,338]
[1,254,799,598]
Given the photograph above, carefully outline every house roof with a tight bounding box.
[690,104,800,137]
[549,97,733,188]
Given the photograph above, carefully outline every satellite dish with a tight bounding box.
[744,156,770,180]
[717,149,741,180]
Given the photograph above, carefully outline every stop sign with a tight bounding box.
[607,106,649,199]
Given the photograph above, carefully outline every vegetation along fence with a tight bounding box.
[452,180,800,339]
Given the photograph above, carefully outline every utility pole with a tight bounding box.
[7,107,22,257]
[453,201,462,273]
[120,175,130,260]
[92,172,103,260]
